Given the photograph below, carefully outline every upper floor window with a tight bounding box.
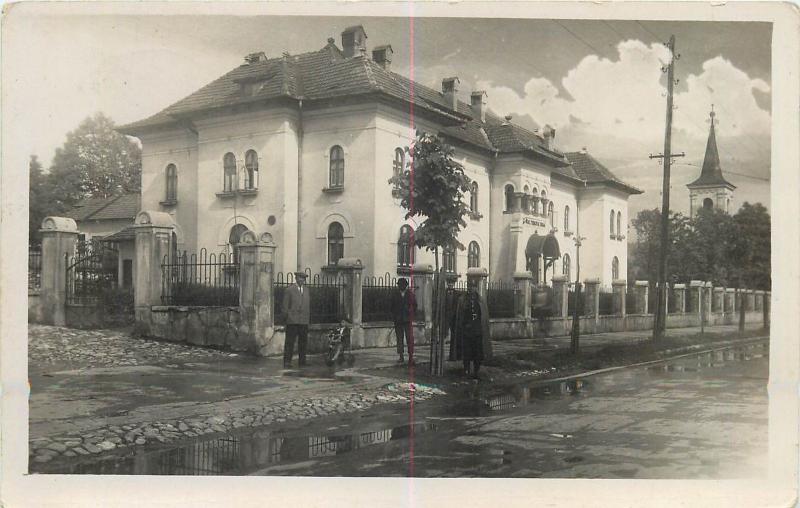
[504,184,515,212]
[562,254,571,279]
[442,245,457,274]
[397,225,415,267]
[223,152,237,192]
[616,211,622,239]
[609,210,616,236]
[612,256,620,280]
[470,182,479,214]
[329,145,345,189]
[244,150,259,190]
[547,201,554,219]
[467,241,480,268]
[165,164,177,202]
[327,222,344,266]
[392,148,405,194]
[229,224,249,264]
[564,205,570,231]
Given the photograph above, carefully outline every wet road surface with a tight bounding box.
[42,341,768,478]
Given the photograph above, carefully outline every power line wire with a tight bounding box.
[553,20,603,55]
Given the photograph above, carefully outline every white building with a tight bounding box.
[119,25,641,287]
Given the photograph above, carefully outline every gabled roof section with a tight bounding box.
[64,193,141,222]
[687,109,736,190]
[564,151,643,195]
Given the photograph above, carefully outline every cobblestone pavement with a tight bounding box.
[29,325,233,370]
[26,323,764,470]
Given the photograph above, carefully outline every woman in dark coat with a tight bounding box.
[453,279,492,378]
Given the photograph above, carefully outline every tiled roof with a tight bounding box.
[64,193,141,222]
[101,225,137,242]
[564,152,643,195]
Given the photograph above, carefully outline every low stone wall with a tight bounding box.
[144,306,246,351]
[28,291,44,323]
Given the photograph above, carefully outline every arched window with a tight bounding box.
[504,184,515,212]
[609,210,616,236]
[229,224,249,263]
[612,256,620,280]
[564,205,570,231]
[327,222,344,266]
[530,186,537,214]
[397,225,415,268]
[244,150,259,190]
[223,152,237,192]
[548,201,554,220]
[703,197,714,209]
[616,211,622,239]
[470,182,479,214]
[165,164,177,201]
[329,145,345,188]
[392,148,405,194]
[468,241,480,268]
[442,245,457,274]
[562,254,571,278]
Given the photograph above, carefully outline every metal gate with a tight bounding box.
[65,240,133,325]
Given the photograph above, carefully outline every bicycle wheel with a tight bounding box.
[325,343,342,367]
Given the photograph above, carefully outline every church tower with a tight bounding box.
[687,106,736,215]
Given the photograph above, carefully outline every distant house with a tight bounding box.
[64,192,141,242]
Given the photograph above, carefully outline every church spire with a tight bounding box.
[687,106,736,189]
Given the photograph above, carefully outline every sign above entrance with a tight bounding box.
[523,217,546,227]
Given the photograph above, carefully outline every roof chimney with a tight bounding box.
[372,45,393,71]
[579,146,588,154]
[244,52,267,65]
[542,124,556,150]
[470,90,487,122]
[442,77,460,111]
[341,25,367,58]
[502,114,512,125]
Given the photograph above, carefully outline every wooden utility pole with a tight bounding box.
[570,234,586,354]
[649,35,684,340]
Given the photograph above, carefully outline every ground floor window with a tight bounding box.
[562,254,571,279]
[467,241,480,268]
[328,222,344,266]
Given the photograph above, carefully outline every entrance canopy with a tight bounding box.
[525,233,560,260]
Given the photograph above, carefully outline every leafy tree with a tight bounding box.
[47,113,141,210]
[28,155,52,246]
[628,209,697,284]
[729,202,771,330]
[388,131,472,375]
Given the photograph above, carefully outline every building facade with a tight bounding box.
[120,25,641,287]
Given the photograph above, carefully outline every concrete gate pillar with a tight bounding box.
[689,280,704,319]
[237,232,278,353]
[39,217,79,326]
[513,272,532,320]
[133,211,175,334]
[411,263,435,344]
[551,275,569,318]
[634,280,649,315]
[336,257,364,347]
[467,267,489,299]
[713,287,724,313]
[673,284,686,314]
[704,282,714,324]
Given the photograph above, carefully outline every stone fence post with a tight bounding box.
[133,211,175,334]
[39,217,79,326]
[551,275,569,318]
[335,257,364,347]
[411,263,434,343]
[713,287,724,313]
[754,290,764,311]
[612,279,626,317]
[634,280,649,314]
[513,272,532,320]
[467,267,489,299]
[673,283,686,314]
[746,289,755,312]
[724,288,735,314]
[704,282,713,323]
[689,280,704,318]
[237,232,278,353]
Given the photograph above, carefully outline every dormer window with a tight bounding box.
[241,81,265,97]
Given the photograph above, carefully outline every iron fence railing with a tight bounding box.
[65,242,120,305]
[28,247,42,291]
[161,249,239,306]
[361,273,419,323]
[567,285,587,316]
[625,291,637,314]
[274,271,344,325]
[487,280,516,318]
[599,291,614,315]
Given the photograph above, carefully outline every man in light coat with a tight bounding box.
[282,271,311,368]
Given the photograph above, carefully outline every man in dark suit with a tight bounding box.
[282,271,311,368]
[390,278,416,365]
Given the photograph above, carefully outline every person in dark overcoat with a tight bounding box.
[282,271,311,368]
[390,278,417,365]
[446,277,461,361]
[453,278,492,378]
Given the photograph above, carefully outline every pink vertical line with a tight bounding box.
[407,3,416,485]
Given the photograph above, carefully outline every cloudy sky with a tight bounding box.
[5,12,771,217]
